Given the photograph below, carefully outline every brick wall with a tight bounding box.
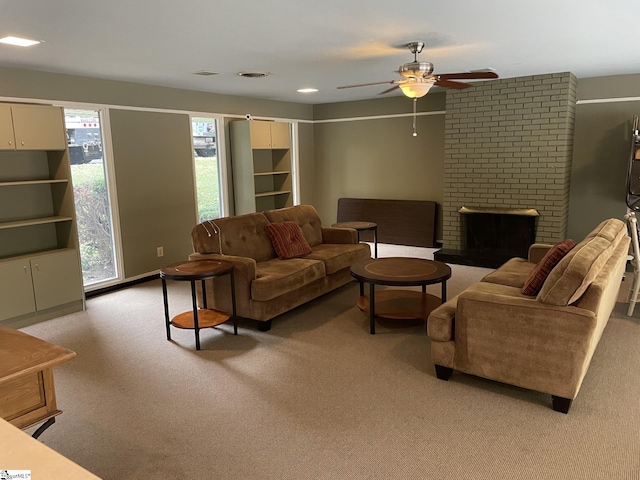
[442,72,577,250]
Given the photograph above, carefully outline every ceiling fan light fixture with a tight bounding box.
[399,80,434,99]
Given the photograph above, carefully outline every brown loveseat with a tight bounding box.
[189,205,371,331]
[427,218,630,413]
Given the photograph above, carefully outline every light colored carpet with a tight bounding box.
[19,245,640,479]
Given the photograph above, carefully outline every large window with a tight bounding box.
[64,108,118,286]
[192,116,223,222]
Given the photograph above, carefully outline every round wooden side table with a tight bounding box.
[160,259,237,350]
[332,221,378,258]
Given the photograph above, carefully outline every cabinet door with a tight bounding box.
[270,122,291,149]
[11,105,67,151]
[0,105,16,150]
[249,121,272,149]
[31,250,83,311]
[0,259,36,321]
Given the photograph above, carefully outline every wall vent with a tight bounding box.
[238,71,270,78]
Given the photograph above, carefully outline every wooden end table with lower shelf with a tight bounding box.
[332,221,378,258]
[350,257,452,334]
[161,260,237,350]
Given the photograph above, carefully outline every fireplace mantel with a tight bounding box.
[458,206,539,217]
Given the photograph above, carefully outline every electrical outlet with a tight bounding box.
[157,246,164,257]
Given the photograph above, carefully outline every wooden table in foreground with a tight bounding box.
[0,417,101,479]
[0,324,76,438]
[350,257,452,334]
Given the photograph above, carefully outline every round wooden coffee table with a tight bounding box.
[350,257,451,334]
[161,260,237,350]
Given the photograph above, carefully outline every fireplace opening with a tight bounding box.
[435,206,539,268]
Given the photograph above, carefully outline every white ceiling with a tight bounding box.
[1,0,639,105]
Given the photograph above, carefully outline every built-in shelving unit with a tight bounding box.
[0,103,84,327]
[230,120,293,214]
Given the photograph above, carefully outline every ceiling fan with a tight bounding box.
[337,42,498,135]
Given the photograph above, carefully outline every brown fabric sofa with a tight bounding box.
[189,205,371,331]
[427,218,630,413]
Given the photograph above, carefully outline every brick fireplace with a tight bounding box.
[435,72,576,267]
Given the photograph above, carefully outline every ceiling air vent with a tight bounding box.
[238,71,270,78]
[193,71,218,76]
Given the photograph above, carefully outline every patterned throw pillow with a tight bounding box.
[265,221,313,259]
[522,239,577,296]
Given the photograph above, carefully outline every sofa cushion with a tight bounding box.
[522,239,576,296]
[191,213,275,262]
[585,217,626,243]
[252,258,326,302]
[482,257,536,288]
[537,235,614,306]
[263,205,324,247]
[305,243,371,275]
[265,221,312,259]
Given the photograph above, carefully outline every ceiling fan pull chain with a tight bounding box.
[412,98,418,137]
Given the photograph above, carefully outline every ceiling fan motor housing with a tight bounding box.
[399,61,434,79]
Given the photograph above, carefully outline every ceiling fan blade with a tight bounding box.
[434,79,472,89]
[337,80,396,89]
[379,85,400,95]
[437,71,499,80]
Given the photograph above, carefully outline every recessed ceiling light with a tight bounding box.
[297,88,319,93]
[0,36,40,47]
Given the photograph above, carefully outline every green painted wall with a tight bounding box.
[109,110,197,276]
[311,94,446,239]
[569,73,640,240]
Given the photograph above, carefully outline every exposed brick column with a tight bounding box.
[442,72,576,250]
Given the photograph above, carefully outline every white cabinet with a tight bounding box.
[230,120,293,214]
[0,107,15,149]
[0,103,84,326]
[31,250,84,310]
[0,250,83,322]
[248,120,291,149]
[0,104,67,151]
[0,259,36,321]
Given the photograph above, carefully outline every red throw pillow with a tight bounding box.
[522,239,577,296]
[265,221,312,259]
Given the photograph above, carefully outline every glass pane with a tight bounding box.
[192,117,222,222]
[64,108,117,286]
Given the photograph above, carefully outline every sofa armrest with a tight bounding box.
[455,286,598,398]
[188,252,258,317]
[321,227,357,244]
[427,297,459,341]
[528,243,553,264]
[188,252,257,280]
